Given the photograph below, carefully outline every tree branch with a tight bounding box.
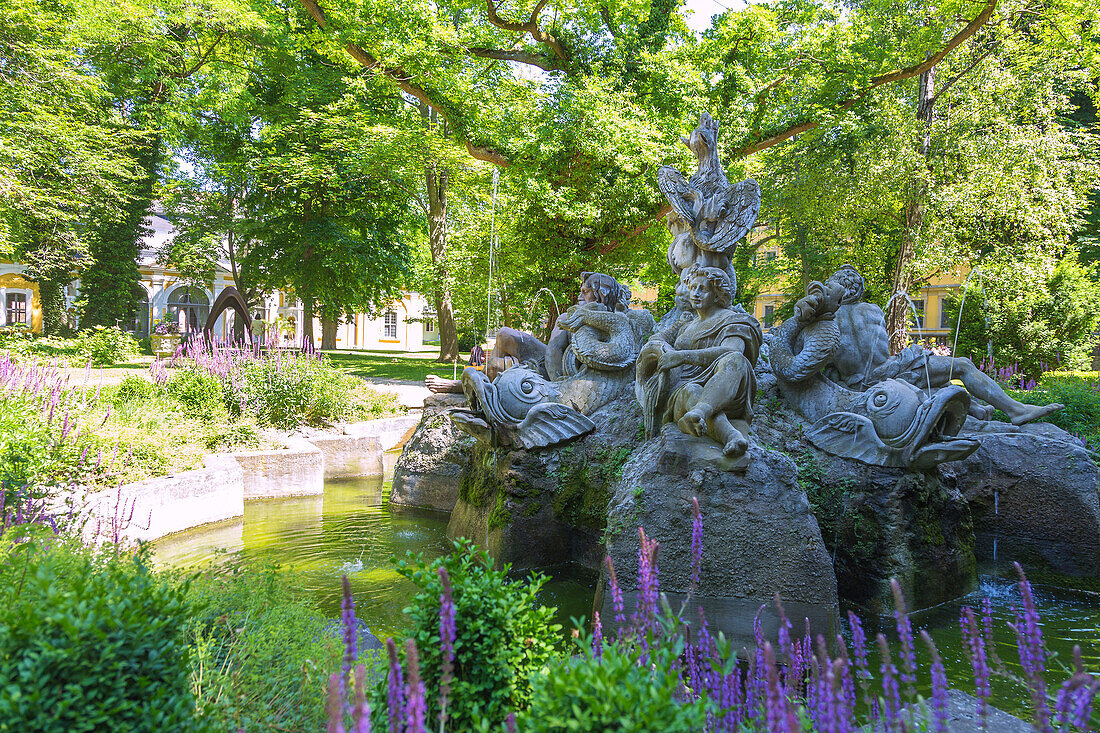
[599,6,619,38]
[484,0,568,60]
[729,0,998,159]
[465,46,566,72]
[298,0,510,166]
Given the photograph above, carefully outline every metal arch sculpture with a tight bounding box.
[203,287,253,342]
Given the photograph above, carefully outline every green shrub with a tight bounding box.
[165,368,226,421]
[1009,371,1100,447]
[375,540,561,730]
[185,561,339,732]
[76,325,140,365]
[520,642,708,732]
[225,354,356,428]
[115,375,157,402]
[0,541,208,733]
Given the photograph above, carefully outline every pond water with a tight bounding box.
[153,475,596,638]
[154,475,1100,718]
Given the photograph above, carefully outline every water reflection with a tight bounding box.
[153,477,597,639]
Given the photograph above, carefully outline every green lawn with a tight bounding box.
[323,349,463,382]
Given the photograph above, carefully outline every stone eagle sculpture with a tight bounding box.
[657,112,761,258]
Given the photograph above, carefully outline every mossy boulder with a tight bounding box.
[446,396,644,571]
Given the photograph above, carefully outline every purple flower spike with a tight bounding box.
[891,578,918,697]
[605,556,625,627]
[438,566,456,728]
[690,496,703,589]
[404,639,427,733]
[876,633,901,727]
[352,663,371,733]
[633,527,660,633]
[385,638,405,733]
[961,606,991,725]
[592,610,603,658]
[340,576,358,703]
[326,671,347,733]
[921,630,949,733]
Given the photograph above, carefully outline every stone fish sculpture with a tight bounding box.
[764,264,1062,468]
[450,272,654,450]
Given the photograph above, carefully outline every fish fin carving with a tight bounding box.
[806,411,894,467]
[516,403,596,450]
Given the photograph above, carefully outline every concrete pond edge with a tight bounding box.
[82,415,421,543]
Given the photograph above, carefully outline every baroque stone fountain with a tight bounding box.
[393,112,1100,645]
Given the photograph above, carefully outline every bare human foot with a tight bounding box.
[1009,402,1064,426]
[677,408,708,437]
[722,434,749,457]
[426,375,463,394]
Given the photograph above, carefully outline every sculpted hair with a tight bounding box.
[581,272,626,311]
[827,264,865,305]
[686,264,734,309]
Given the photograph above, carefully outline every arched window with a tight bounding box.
[167,286,209,334]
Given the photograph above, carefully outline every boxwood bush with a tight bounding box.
[0,540,208,732]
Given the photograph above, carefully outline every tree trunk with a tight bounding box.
[38,278,65,336]
[886,68,936,354]
[426,159,458,363]
[321,317,337,350]
[302,295,315,350]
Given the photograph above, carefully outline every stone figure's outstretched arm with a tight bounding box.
[659,336,745,371]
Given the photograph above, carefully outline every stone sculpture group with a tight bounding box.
[432,111,1063,471]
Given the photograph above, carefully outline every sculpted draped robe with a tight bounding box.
[637,306,763,437]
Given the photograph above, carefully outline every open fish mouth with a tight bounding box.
[896,386,979,469]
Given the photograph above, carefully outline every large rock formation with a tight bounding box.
[390,394,475,513]
[446,396,644,571]
[600,425,838,648]
[944,420,1100,581]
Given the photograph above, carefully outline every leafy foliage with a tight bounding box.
[379,540,561,729]
[520,640,708,732]
[185,560,341,732]
[0,541,207,733]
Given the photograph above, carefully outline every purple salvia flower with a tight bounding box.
[340,575,358,704]
[505,713,516,733]
[921,630,949,733]
[60,411,71,441]
[605,556,625,627]
[690,496,703,589]
[352,663,371,733]
[592,610,603,659]
[891,578,918,697]
[438,566,456,728]
[981,596,1000,670]
[962,606,991,725]
[633,527,659,632]
[385,638,405,733]
[326,671,347,733]
[403,639,426,733]
[762,642,790,733]
[876,633,901,728]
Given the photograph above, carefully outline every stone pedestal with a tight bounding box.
[390,394,475,512]
[446,396,644,571]
[600,427,839,650]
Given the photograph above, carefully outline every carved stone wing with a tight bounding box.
[705,178,761,256]
[657,165,696,225]
[515,402,596,450]
[806,412,893,467]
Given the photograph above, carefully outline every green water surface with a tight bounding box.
[154,477,1099,722]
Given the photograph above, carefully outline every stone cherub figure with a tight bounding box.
[636,265,763,463]
[426,272,651,393]
[442,272,655,450]
[818,265,1062,425]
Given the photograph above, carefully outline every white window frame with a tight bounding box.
[383,310,398,340]
[0,287,33,327]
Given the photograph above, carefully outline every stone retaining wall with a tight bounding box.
[85,415,419,543]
